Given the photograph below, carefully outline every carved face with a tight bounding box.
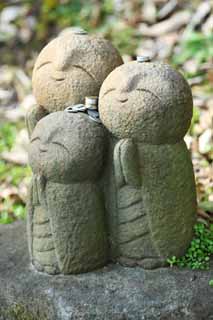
[99,62,193,144]
[29,111,106,183]
[32,33,123,112]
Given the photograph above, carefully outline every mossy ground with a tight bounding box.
[0,304,48,320]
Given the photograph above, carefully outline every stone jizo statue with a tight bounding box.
[26,28,123,136]
[28,108,107,274]
[26,29,122,274]
[27,26,197,275]
[99,58,197,269]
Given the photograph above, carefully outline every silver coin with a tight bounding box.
[89,115,102,123]
[65,104,86,113]
[87,109,99,117]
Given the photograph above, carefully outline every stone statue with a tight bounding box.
[26,28,123,136]
[99,58,197,269]
[26,26,197,273]
[28,109,107,274]
[26,29,122,274]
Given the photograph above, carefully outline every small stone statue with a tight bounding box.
[99,58,197,268]
[28,109,107,274]
[26,29,122,274]
[26,28,123,136]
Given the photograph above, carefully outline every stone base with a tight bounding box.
[0,222,212,320]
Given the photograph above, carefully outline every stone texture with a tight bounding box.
[26,29,123,138]
[99,61,193,144]
[99,61,197,268]
[0,222,213,320]
[32,30,123,113]
[25,105,48,137]
[27,111,108,274]
[26,30,123,275]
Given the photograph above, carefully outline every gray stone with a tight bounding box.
[0,222,213,320]
[99,61,197,268]
[25,31,122,275]
[27,111,108,275]
[99,61,193,143]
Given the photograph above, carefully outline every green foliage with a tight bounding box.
[0,211,14,224]
[209,280,213,287]
[173,32,213,66]
[0,160,31,186]
[167,255,178,267]
[0,123,17,153]
[36,0,114,39]
[0,121,31,224]
[189,105,200,135]
[0,161,30,224]
[33,0,137,55]
[167,223,213,270]
[107,26,138,56]
[0,199,26,224]
[1,302,48,320]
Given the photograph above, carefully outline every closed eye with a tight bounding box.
[36,61,51,71]
[30,136,40,143]
[52,141,70,154]
[51,72,65,81]
[50,65,95,82]
[101,88,116,99]
[136,88,161,103]
[72,65,97,82]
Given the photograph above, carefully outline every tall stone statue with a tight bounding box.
[99,58,197,269]
[26,28,123,136]
[26,29,123,274]
[28,110,107,274]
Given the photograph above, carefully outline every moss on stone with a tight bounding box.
[1,303,48,320]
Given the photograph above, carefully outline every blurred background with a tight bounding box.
[0,0,212,224]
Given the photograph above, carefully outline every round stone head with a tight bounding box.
[99,61,193,144]
[32,30,123,112]
[29,111,106,183]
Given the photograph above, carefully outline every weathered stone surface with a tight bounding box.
[26,29,123,138]
[99,61,193,144]
[32,30,123,113]
[29,111,106,182]
[25,105,48,137]
[27,111,108,274]
[0,222,213,320]
[99,61,197,267]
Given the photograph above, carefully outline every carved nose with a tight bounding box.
[54,56,67,71]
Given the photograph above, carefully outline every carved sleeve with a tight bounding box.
[113,139,141,188]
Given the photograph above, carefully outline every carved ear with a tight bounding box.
[114,139,141,188]
[26,105,48,138]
